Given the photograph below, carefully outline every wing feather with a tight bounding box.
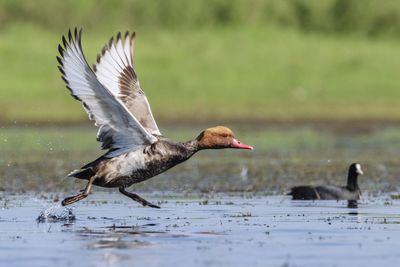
[57,28,157,157]
[93,31,161,136]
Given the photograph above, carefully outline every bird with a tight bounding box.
[287,163,364,200]
[57,28,253,208]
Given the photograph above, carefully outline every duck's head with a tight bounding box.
[196,126,253,150]
[349,163,364,176]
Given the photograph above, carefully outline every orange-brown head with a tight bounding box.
[196,126,253,150]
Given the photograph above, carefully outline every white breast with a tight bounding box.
[102,149,147,182]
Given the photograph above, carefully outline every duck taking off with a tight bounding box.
[57,28,253,208]
[288,163,363,200]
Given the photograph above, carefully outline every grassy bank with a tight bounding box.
[1,23,400,123]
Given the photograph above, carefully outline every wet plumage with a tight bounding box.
[57,28,253,207]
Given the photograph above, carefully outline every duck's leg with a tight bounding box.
[119,187,160,209]
[62,176,96,206]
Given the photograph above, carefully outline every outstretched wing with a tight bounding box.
[57,28,158,157]
[92,31,161,136]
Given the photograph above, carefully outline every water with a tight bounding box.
[1,193,400,267]
[36,204,75,223]
[1,124,400,266]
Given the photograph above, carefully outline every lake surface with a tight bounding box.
[1,193,400,267]
[1,124,400,266]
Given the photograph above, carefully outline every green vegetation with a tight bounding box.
[3,0,400,36]
[1,1,400,124]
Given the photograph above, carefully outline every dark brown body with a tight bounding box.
[70,138,198,188]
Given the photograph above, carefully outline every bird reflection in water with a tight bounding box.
[347,200,359,215]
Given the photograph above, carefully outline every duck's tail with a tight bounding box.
[66,155,105,180]
[66,168,93,180]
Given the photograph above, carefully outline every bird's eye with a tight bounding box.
[221,133,228,138]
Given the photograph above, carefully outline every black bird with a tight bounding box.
[288,163,364,200]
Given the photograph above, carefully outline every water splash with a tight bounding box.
[36,204,76,223]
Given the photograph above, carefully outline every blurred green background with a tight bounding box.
[1,0,400,124]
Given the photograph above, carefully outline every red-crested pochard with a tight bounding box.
[57,28,253,208]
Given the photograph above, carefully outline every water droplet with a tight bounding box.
[37,204,75,223]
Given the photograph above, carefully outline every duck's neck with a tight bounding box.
[347,173,359,192]
[182,139,201,156]
[182,137,227,156]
